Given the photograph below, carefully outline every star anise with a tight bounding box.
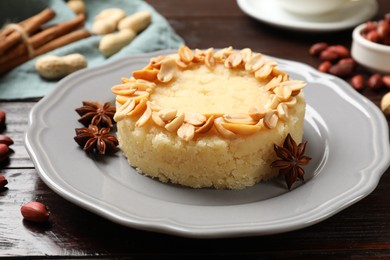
[271,133,312,190]
[74,125,118,155]
[75,101,116,128]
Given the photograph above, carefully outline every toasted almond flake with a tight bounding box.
[184,112,207,126]
[142,65,154,70]
[224,53,243,69]
[115,90,149,104]
[175,58,189,69]
[283,97,297,107]
[223,114,257,125]
[221,122,261,135]
[248,106,266,121]
[203,112,225,119]
[135,79,156,91]
[264,75,282,91]
[114,98,136,122]
[136,103,152,127]
[121,77,134,83]
[157,58,176,83]
[165,112,185,132]
[195,49,205,56]
[277,103,288,121]
[133,69,159,81]
[280,80,306,92]
[271,67,287,78]
[255,64,272,80]
[177,123,195,141]
[116,95,130,105]
[214,47,233,63]
[152,111,166,127]
[127,98,147,117]
[195,115,215,134]
[264,58,278,67]
[283,74,290,82]
[264,110,278,129]
[265,94,279,110]
[214,117,237,139]
[240,48,252,63]
[111,83,137,96]
[149,55,166,69]
[204,48,215,69]
[291,90,301,96]
[178,46,194,63]
[158,108,177,121]
[274,86,292,101]
[245,53,264,72]
[147,101,162,111]
[192,54,204,63]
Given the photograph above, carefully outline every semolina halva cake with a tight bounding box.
[112,46,306,189]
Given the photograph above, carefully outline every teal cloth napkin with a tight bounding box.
[0,0,184,100]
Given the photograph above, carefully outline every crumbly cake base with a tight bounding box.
[116,94,305,190]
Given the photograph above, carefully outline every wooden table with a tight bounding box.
[1,0,390,258]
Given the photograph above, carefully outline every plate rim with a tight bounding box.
[25,50,390,238]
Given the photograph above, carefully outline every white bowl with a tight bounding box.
[351,23,390,74]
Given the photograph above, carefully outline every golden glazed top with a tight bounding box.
[112,46,305,141]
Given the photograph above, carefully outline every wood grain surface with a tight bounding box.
[1,0,390,258]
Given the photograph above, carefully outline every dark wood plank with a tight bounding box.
[1,0,390,258]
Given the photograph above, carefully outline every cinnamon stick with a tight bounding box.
[0,14,86,64]
[0,8,55,55]
[0,29,91,76]
[34,29,91,56]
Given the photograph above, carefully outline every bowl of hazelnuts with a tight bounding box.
[351,13,390,74]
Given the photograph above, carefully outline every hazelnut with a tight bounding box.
[21,201,50,222]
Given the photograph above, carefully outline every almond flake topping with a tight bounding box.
[224,53,243,69]
[177,123,195,141]
[157,58,176,83]
[178,46,195,63]
[245,53,264,72]
[112,47,306,139]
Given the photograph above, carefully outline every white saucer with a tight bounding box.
[237,0,378,32]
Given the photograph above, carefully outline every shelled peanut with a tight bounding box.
[67,0,86,15]
[93,8,152,57]
[35,53,87,79]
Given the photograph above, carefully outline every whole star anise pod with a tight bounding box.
[75,101,116,128]
[271,134,312,190]
[74,125,118,155]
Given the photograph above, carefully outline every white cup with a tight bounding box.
[276,0,353,16]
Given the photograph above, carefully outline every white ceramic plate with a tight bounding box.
[237,0,378,32]
[25,50,390,238]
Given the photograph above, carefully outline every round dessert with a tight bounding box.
[112,46,306,189]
